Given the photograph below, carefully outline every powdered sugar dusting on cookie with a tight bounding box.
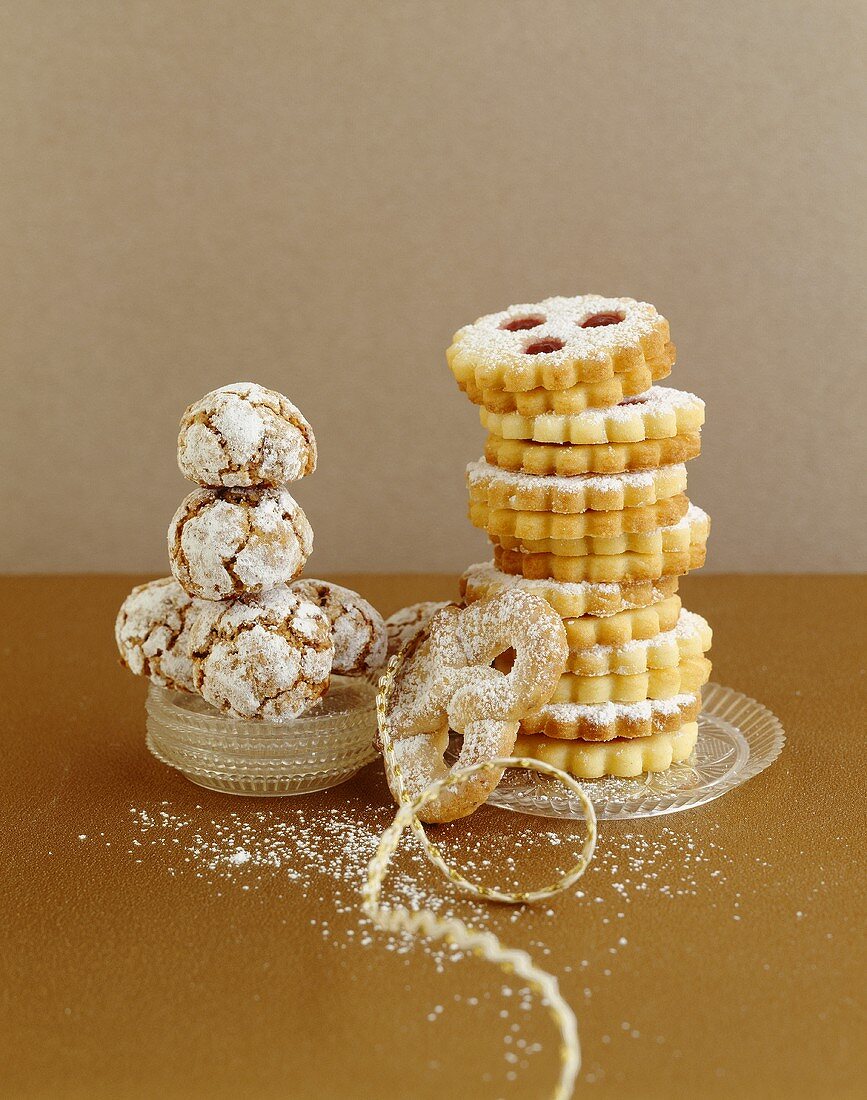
[168,486,313,601]
[189,587,334,721]
[115,577,198,693]
[290,579,387,675]
[177,382,317,487]
[451,296,665,370]
[467,460,688,497]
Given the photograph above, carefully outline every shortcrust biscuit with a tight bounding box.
[514,722,699,778]
[521,691,703,741]
[467,460,688,513]
[189,587,333,721]
[493,510,709,583]
[460,561,680,618]
[115,577,198,693]
[480,386,704,445]
[380,590,568,823]
[485,430,702,476]
[462,355,672,414]
[447,295,672,392]
[488,503,706,558]
[499,655,712,705]
[384,601,451,658]
[177,382,317,487]
[168,486,313,601]
[561,596,683,649]
[290,579,387,676]
[561,611,712,675]
[469,494,689,541]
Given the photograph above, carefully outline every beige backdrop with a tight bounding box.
[1,1,865,575]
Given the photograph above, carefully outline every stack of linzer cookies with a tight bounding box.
[449,295,712,779]
[115,383,387,719]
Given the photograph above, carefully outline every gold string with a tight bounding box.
[363,650,598,1099]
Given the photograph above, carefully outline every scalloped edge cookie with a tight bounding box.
[485,430,702,476]
[447,295,672,392]
[467,460,688,513]
[493,511,710,583]
[480,386,704,445]
[514,721,698,777]
[460,352,673,414]
[460,562,680,619]
[520,691,703,741]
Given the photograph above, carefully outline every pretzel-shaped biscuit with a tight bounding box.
[378,590,568,823]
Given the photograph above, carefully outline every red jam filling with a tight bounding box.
[501,315,545,332]
[524,338,564,355]
[580,311,625,328]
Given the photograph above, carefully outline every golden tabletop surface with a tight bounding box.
[3,573,865,1099]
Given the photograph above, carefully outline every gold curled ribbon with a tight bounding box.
[364,650,598,1099]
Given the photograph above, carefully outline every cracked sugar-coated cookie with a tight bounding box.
[115,576,198,693]
[168,486,313,601]
[189,587,334,721]
[178,382,317,487]
[447,295,672,393]
[384,601,451,658]
[290,579,387,676]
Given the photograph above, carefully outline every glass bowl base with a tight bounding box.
[145,676,379,797]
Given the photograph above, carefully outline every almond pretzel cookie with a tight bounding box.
[447,295,673,393]
[115,577,198,693]
[189,587,334,721]
[460,561,680,619]
[470,495,689,541]
[461,355,672,414]
[384,601,451,658]
[485,430,702,476]
[378,590,568,823]
[467,460,688,513]
[480,386,704,445]
[561,611,712,676]
[515,655,713,705]
[177,382,317,487]
[489,503,707,558]
[289,579,387,676]
[521,691,703,741]
[493,509,710,583]
[514,722,699,778]
[168,486,313,601]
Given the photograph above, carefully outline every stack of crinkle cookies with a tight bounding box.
[442,295,712,779]
[116,383,387,719]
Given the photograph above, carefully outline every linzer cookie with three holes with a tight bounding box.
[446,295,674,395]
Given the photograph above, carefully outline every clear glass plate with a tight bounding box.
[145,676,378,796]
[486,683,785,821]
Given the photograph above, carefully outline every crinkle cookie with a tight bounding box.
[115,577,198,692]
[290,579,387,676]
[384,601,451,658]
[168,486,313,601]
[189,587,334,721]
[177,382,317,487]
